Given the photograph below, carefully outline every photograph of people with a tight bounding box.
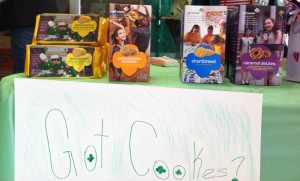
[125,5,140,43]
[258,17,284,85]
[251,31,257,43]
[256,30,263,43]
[202,26,214,44]
[38,53,52,76]
[132,5,151,53]
[57,22,71,40]
[209,34,225,65]
[184,24,201,46]
[239,28,254,85]
[219,22,226,40]
[258,17,283,44]
[206,22,227,65]
[110,27,128,80]
[109,10,130,42]
[46,21,58,40]
[50,54,65,75]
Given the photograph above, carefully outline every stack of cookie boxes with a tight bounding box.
[25,14,109,78]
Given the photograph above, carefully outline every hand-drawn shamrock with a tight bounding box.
[175,169,182,175]
[87,154,94,163]
[232,178,239,181]
[156,166,166,174]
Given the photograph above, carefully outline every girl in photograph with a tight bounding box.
[219,22,226,40]
[239,28,254,85]
[109,15,130,42]
[209,34,225,66]
[126,5,140,43]
[132,5,151,53]
[184,24,201,46]
[110,28,128,80]
[258,17,284,85]
[258,17,283,44]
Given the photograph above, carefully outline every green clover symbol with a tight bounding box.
[87,154,94,163]
[156,166,166,174]
[175,169,182,175]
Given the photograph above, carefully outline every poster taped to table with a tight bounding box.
[14,79,263,181]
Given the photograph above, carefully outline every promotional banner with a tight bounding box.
[15,79,262,181]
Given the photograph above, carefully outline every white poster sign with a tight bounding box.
[14,79,262,181]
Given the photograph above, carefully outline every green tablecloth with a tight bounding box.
[1,65,300,180]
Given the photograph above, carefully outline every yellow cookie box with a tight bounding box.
[24,44,109,78]
[32,14,109,46]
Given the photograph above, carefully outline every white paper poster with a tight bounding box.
[14,79,263,181]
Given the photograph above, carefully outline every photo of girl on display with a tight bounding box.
[258,17,284,86]
[184,24,201,46]
[239,28,254,85]
[110,28,128,80]
[258,17,283,44]
[132,5,151,53]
